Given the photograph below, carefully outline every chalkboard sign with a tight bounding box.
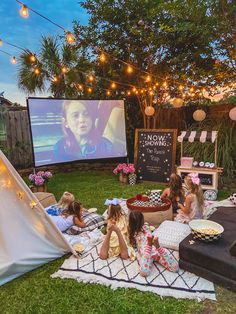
[179,171,213,187]
[134,129,177,183]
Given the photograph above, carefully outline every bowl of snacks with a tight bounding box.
[73,243,85,254]
[189,219,224,242]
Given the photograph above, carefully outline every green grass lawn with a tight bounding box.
[0,170,235,314]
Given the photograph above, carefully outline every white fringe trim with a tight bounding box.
[51,270,216,301]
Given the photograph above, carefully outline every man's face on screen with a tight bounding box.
[65,102,93,138]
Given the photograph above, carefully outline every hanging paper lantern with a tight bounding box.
[145,106,155,116]
[229,106,236,121]
[172,98,183,108]
[193,109,206,122]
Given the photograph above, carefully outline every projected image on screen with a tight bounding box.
[27,98,127,166]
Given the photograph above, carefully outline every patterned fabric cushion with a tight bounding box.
[153,220,191,251]
[228,193,236,205]
[66,211,105,235]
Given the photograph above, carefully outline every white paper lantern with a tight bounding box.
[193,109,206,122]
[172,98,183,108]
[229,106,236,121]
[145,106,155,116]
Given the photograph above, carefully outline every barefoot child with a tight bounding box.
[99,199,135,260]
[129,211,179,277]
[175,173,204,223]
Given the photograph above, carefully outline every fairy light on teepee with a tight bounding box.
[19,4,29,18]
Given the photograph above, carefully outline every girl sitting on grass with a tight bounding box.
[161,173,185,217]
[50,201,86,232]
[175,173,204,224]
[128,211,179,277]
[99,199,135,260]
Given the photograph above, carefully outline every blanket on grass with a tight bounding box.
[52,243,216,301]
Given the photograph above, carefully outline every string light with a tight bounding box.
[30,54,36,63]
[34,68,40,75]
[65,31,74,44]
[146,75,151,82]
[99,53,106,62]
[111,82,116,89]
[127,91,131,96]
[87,87,92,93]
[88,74,94,82]
[163,81,168,88]
[106,90,111,96]
[189,87,194,92]
[179,85,184,91]
[61,66,68,74]
[11,56,17,64]
[52,76,59,82]
[19,4,29,18]
[132,87,137,92]
[127,65,133,74]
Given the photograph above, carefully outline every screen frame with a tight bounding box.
[27,97,128,168]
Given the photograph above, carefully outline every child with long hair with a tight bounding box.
[161,173,185,216]
[129,211,179,277]
[53,100,113,161]
[175,173,204,223]
[46,191,75,216]
[50,201,86,232]
[99,199,135,260]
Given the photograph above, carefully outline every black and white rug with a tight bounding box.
[52,243,216,301]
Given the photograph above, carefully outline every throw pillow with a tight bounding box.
[66,211,105,235]
[153,220,191,251]
[228,193,236,205]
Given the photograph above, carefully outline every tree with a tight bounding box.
[18,36,91,98]
[73,0,236,127]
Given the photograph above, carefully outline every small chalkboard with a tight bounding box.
[180,172,213,186]
[134,129,177,183]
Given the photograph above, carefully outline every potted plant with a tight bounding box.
[28,171,53,192]
[113,163,136,184]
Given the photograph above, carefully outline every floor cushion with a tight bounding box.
[34,192,57,208]
[153,220,191,251]
[179,206,236,292]
[66,211,105,235]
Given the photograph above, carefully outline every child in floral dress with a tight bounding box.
[128,211,179,277]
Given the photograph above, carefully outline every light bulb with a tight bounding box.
[127,91,131,96]
[100,53,106,62]
[66,32,74,44]
[111,82,116,89]
[127,65,133,74]
[11,56,17,64]
[146,75,151,82]
[87,87,92,93]
[30,54,36,63]
[34,68,40,75]
[88,75,94,82]
[106,90,111,96]
[179,85,184,91]
[61,66,68,74]
[20,4,29,18]
[52,76,58,82]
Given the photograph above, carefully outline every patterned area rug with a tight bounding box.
[52,243,216,301]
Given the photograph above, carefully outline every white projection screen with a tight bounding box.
[27,98,127,167]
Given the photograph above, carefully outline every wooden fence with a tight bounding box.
[0,104,234,169]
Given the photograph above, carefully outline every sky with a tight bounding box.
[0,0,89,106]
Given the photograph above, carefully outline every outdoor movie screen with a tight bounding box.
[27,98,127,167]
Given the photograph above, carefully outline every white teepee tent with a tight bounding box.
[0,150,75,285]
